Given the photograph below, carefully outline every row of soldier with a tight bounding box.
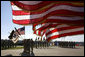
[34,41,50,49]
[57,41,75,48]
[1,40,16,50]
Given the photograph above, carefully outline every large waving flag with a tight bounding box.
[33,23,84,42]
[11,1,84,25]
[45,24,84,42]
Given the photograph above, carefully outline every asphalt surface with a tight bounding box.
[1,46,84,56]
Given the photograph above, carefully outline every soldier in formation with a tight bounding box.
[1,40,16,50]
[30,39,34,52]
[34,40,50,49]
[58,41,75,48]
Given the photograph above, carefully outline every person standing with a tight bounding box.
[23,39,30,55]
[42,41,44,48]
[37,37,40,48]
[73,41,75,48]
[30,39,34,52]
[35,38,38,49]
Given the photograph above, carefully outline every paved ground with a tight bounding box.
[1,46,84,56]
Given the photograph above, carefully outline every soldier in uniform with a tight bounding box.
[35,40,37,49]
[68,41,70,48]
[60,41,61,47]
[40,41,42,48]
[23,39,30,56]
[4,40,6,49]
[37,41,39,48]
[59,41,60,47]
[69,41,71,48]
[41,41,43,48]
[65,41,67,48]
[61,41,63,47]
[71,41,73,48]
[37,38,40,48]
[42,41,44,48]
[71,42,73,48]
[1,40,4,50]
[63,41,65,48]
[47,41,49,48]
[68,41,69,48]
[30,39,34,52]
[66,41,68,48]
[73,41,75,48]
[46,41,48,48]
[35,38,38,49]
[44,41,46,48]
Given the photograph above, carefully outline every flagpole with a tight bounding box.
[14,27,24,40]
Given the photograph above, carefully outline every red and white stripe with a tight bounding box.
[34,30,42,36]
[46,24,84,41]
[35,23,50,31]
[11,1,55,11]
[11,1,84,25]
[33,29,46,36]
[11,1,84,11]
[34,23,59,31]
[32,23,45,31]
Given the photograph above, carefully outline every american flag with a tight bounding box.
[17,27,25,35]
[33,23,84,42]
[45,24,84,42]
[11,1,84,42]
[11,1,84,25]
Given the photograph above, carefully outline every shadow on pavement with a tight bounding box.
[5,54,13,56]
[30,52,35,56]
[21,51,35,56]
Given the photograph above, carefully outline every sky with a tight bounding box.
[1,1,84,42]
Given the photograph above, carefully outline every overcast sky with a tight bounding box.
[1,1,84,42]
